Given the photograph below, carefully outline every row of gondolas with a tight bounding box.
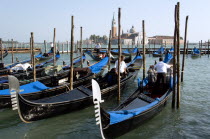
[0,48,174,138]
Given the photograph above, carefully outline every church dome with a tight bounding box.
[130,26,135,33]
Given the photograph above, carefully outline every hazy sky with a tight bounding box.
[0,0,209,43]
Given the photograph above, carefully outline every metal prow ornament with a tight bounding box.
[92,79,105,139]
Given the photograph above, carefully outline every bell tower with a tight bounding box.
[111,13,117,38]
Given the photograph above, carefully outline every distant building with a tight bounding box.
[148,35,184,45]
[111,15,148,45]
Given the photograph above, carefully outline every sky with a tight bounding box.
[0,0,209,43]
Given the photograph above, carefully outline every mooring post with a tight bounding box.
[149,42,150,57]
[91,40,93,51]
[80,27,83,68]
[117,8,122,101]
[200,40,202,57]
[176,2,180,109]
[172,4,177,109]
[77,41,79,53]
[0,38,3,63]
[30,37,33,64]
[181,16,188,82]
[154,40,156,54]
[62,43,64,54]
[67,41,69,54]
[186,40,189,56]
[70,16,74,90]
[208,40,209,57]
[12,39,14,63]
[57,41,60,53]
[53,28,56,66]
[108,30,111,71]
[44,40,47,53]
[31,32,36,82]
[142,20,146,80]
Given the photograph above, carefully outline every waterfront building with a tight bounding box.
[148,35,184,45]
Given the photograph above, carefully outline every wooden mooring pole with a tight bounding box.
[0,38,3,63]
[149,43,150,57]
[187,40,189,56]
[44,40,47,53]
[108,30,111,71]
[70,16,74,90]
[200,40,202,57]
[172,4,177,109]
[31,32,36,82]
[80,27,83,68]
[176,2,180,109]
[62,43,64,54]
[30,37,33,64]
[53,28,56,66]
[118,8,122,101]
[142,20,146,80]
[181,16,189,82]
[154,41,156,53]
[67,41,69,54]
[208,40,209,57]
[12,39,14,63]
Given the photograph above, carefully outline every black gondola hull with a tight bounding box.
[102,90,171,138]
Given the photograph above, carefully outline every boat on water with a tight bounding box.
[0,52,61,84]
[0,51,58,76]
[92,53,173,138]
[111,47,138,56]
[9,54,142,122]
[35,49,54,62]
[0,56,109,109]
[85,50,131,63]
[191,47,200,58]
[153,47,165,57]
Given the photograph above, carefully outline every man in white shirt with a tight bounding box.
[95,43,101,53]
[115,55,127,77]
[154,57,170,86]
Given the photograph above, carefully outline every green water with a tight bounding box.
[0,47,210,139]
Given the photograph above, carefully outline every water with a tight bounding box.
[0,47,210,139]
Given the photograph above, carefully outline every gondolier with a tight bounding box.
[94,43,101,53]
[115,55,127,78]
[154,57,170,86]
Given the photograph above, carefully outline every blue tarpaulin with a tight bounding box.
[111,49,130,54]
[154,47,165,55]
[193,48,200,54]
[0,81,50,95]
[89,57,108,73]
[108,98,160,125]
[62,55,86,69]
[126,55,142,67]
[131,47,138,53]
[164,53,173,63]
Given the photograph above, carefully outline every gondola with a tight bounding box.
[0,51,57,76]
[92,70,173,138]
[0,56,108,109]
[85,50,131,63]
[35,49,54,62]
[111,47,138,56]
[10,54,142,122]
[153,47,165,57]
[0,50,8,60]
[191,47,200,58]
[0,52,61,84]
